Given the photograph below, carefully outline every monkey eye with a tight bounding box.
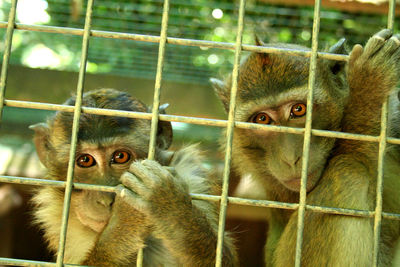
[290,103,307,118]
[251,112,271,125]
[76,154,96,168]
[111,150,131,164]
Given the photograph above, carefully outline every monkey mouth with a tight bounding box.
[282,170,320,192]
[283,178,302,188]
[76,210,109,233]
[74,207,110,233]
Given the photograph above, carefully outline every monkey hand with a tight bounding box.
[120,159,192,235]
[348,29,400,100]
[99,190,152,244]
[82,189,153,265]
[111,189,153,232]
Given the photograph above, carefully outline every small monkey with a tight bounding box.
[212,30,400,266]
[31,89,238,266]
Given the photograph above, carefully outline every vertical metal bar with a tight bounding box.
[372,1,396,265]
[294,0,321,266]
[372,98,387,267]
[0,0,18,121]
[387,0,396,29]
[137,0,170,266]
[147,0,170,162]
[215,0,246,266]
[55,0,95,265]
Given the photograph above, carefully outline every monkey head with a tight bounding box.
[30,88,172,232]
[212,39,348,194]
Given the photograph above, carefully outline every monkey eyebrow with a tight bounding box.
[239,86,309,111]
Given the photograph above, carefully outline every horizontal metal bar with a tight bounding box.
[0,22,348,61]
[5,99,400,145]
[0,257,81,267]
[1,175,399,221]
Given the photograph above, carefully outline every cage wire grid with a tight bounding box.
[0,0,399,266]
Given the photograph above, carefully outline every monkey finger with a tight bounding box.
[120,171,150,197]
[119,186,149,212]
[381,34,400,56]
[129,160,159,188]
[391,34,400,57]
[164,166,178,177]
[141,159,172,180]
[364,29,392,58]
[349,44,363,67]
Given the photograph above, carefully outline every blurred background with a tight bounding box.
[0,0,399,266]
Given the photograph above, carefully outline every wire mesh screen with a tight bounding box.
[0,0,399,266]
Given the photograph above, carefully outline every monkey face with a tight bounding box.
[73,141,139,185]
[67,138,146,232]
[31,89,174,234]
[231,83,341,193]
[213,45,349,194]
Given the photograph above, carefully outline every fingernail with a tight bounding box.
[121,188,126,198]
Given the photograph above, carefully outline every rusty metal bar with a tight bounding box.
[0,22,348,61]
[295,0,321,266]
[2,174,400,221]
[55,0,95,265]
[136,0,171,265]
[371,1,397,265]
[0,0,17,120]
[215,0,246,266]
[4,99,400,145]
[0,257,81,267]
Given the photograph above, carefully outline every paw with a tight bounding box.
[349,29,400,76]
[348,29,400,96]
[119,160,191,219]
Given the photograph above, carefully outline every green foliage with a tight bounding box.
[0,0,398,84]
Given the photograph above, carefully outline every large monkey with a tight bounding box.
[31,89,238,266]
[212,29,400,266]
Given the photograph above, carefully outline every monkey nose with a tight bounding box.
[282,156,301,167]
[96,192,116,207]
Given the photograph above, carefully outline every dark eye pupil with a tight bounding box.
[295,105,302,112]
[259,115,267,121]
[82,156,90,162]
[116,153,124,159]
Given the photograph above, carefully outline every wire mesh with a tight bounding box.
[54,0,95,265]
[294,0,321,265]
[0,0,399,266]
[215,0,245,265]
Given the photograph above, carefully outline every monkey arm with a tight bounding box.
[120,157,238,267]
[264,209,288,267]
[273,154,374,267]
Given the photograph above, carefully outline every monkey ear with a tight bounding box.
[157,104,173,150]
[210,77,230,113]
[29,122,51,168]
[327,38,347,75]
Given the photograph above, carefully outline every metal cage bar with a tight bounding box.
[4,99,400,146]
[2,173,400,220]
[0,0,399,266]
[294,0,322,266]
[55,0,95,265]
[372,90,387,266]
[372,0,397,265]
[0,22,348,62]
[215,0,246,266]
[0,0,17,120]
[135,0,170,265]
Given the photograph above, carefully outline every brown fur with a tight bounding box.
[212,30,400,266]
[31,89,238,266]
